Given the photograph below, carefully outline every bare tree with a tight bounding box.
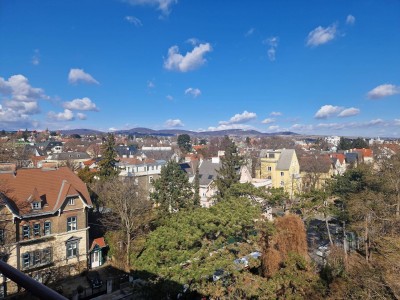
[93,178,153,271]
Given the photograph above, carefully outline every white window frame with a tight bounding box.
[68,198,75,206]
[66,242,78,258]
[44,221,51,236]
[32,202,41,210]
[67,216,77,232]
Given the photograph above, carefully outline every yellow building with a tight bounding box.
[256,149,300,197]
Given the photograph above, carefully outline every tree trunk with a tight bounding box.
[324,212,334,246]
[343,220,348,268]
[126,231,131,272]
[365,216,369,263]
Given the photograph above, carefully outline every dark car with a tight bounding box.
[87,271,103,289]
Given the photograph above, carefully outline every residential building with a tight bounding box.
[0,167,92,297]
[299,154,334,191]
[198,157,221,208]
[45,152,91,169]
[256,149,300,197]
[117,157,166,195]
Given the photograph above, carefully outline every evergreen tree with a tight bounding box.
[215,136,244,198]
[177,134,191,152]
[98,133,119,180]
[193,166,200,207]
[151,160,194,214]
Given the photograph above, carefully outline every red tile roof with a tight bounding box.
[0,167,92,216]
[90,237,107,251]
[330,153,345,164]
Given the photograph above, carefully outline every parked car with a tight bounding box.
[87,271,103,289]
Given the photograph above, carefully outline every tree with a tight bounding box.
[98,133,119,180]
[150,160,194,215]
[214,137,244,198]
[177,134,191,153]
[77,166,96,184]
[193,166,200,207]
[94,177,153,271]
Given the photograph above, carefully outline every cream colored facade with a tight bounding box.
[256,149,300,197]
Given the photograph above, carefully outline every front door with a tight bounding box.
[91,250,101,268]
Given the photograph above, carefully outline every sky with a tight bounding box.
[0,0,399,137]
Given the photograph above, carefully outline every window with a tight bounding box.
[208,175,213,179]
[280,181,284,187]
[22,225,30,239]
[149,176,153,183]
[68,198,75,205]
[0,229,4,245]
[33,251,40,265]
[22,253,30,268]
[280,172,284,176]
[67,217,77,232]
[267,166,272,171]
[66,242,78,258]
[44,221,51,236]
[42,248,51,263]
[269,153,275,158]
[33,224,40,236]
[267,176,271,179]
[32,202,41,210]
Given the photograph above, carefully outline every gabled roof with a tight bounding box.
[198,159,220,186]
[0,167,92,217]
[276,149,296,170]
[89,237,107,251]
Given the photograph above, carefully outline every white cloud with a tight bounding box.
[77,113,87,120]
[186,38,200,46]
[163,43,212,72]
[4,100,40,115]
[291,124,314,131]
[207,124,254,131]
[165,118,184,127]
[219,110,257,125]
[109,127,118,132]
[367,118,384,126]
[184,87,201,98]
[261,118,275,124]
[125,16,142,26]
[63,97,99,111]
[367,84,400,99]
[394,119,400,126]
[0,74,48,102]
[315,105,343,119]
[124,0,178,16]
[147,80,155,89]
[270,111,282,117]
[268,125,280,131]
[338,107,360,117]
[68,68,99,85]
[47,109,75,121]
[245,28,255,37]
[32,49,40,66]
[264,37,279,61]
[346,15,356,25]
[306,24,337,47]
[0,106,37,128]
[166,95,173,101]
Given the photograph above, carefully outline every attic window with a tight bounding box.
[68,198,75,206]
[32,202,41,210]
[208,175,213,180]
[269,153,275,158]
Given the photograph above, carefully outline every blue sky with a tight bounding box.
[0,0,399,136]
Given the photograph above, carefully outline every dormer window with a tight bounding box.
[32,202,41,210]
[68,198,75,206]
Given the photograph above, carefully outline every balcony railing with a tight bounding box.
[0,260,67,300]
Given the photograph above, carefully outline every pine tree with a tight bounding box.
[98,133,119,180]
[215,136,244,199]
[193,166,200,207]
[177,134,191,152]
[151,160,194,215]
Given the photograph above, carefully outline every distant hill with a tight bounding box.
[59,129,104,135]
[59,127,299,137]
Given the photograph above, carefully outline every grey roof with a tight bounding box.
[115,145,137,157]
[276,149,295,170]
[345,152,358,163]
[47,152,90,160]
[37,141,63,151]
[138,150,176,161]
[198,160,220,186]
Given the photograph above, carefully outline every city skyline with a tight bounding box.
[0,0,399,136]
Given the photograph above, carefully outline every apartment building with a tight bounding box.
[0,167,92,297]
[256,149,300,197]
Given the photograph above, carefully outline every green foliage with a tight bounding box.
[77,166,96,184]
[151,160,194,215]
[98,133,119,180]
[193,167,200,207]
[135,197,260,283]
[214,137,244,198]
[338,136,369,150]
[177,134,191,152]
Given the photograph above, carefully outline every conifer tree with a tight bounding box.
[215,136,244,198]
[98,133,119,180]
[151,160,194,214]
[193,166,200,207]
